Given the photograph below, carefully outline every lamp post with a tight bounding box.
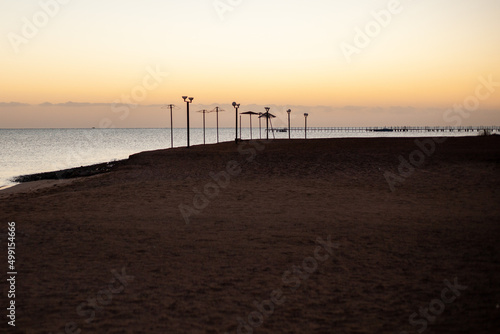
[161,104,176,148]
[232,102,240,143]
[182,96,194,147]
[287,109,291,139]
[304,113,309,139]
[216,107,219,143]
[265,107,270,140]
[213,107,225,143]
[204,109,207,144]
[196,109,210,145]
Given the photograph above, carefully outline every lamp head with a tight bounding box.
[189,97,194,102]
[304,113,309,117]
[182,96,188,101]
[287,109,291,113]
[232,102,237,107]
[265,107,270,112]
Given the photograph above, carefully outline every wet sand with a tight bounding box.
[1,136,499,333]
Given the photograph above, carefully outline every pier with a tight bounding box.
[266,126,500,133]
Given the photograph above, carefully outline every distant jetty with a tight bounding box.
[267,125,500,133]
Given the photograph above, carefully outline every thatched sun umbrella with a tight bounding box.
[259,108,277,140]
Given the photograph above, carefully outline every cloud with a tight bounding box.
[0,102,30,107]
[342,105,367,111]
[326,106,417,114]
[0,102,425,116]
[317,105,380,113]
[388,106,416,114]
[38,101,112,107]
[36,101,171,108]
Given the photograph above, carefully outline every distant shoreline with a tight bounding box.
[12,161,123,183]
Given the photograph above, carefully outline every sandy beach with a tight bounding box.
[1,136,499,333]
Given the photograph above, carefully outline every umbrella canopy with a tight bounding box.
[259,112,276,119]
[240,111,260,115]
[210,107,225,113]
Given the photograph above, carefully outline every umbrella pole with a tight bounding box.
[266,116,269,140]
[270,118,275,139]
[216,108,219,143]
[259,118,261,139]
[170,105,174,148]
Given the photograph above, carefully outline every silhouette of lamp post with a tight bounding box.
[232,102,240,143]
[182,96,194,147]
[161,104,178,148]
[212,107,225,143]
[196,109,211,145]
[265,107,270,140]
[304,113,309,139]
[287,109,292,139]
[240,111,259,140]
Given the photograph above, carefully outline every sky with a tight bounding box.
[0,0,499,128]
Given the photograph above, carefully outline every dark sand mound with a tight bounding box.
[1,137,499,333]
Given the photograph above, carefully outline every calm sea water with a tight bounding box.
[0,128,484,188]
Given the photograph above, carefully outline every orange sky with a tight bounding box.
[0,0,499,127]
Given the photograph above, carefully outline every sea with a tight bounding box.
[0,128,488,189]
